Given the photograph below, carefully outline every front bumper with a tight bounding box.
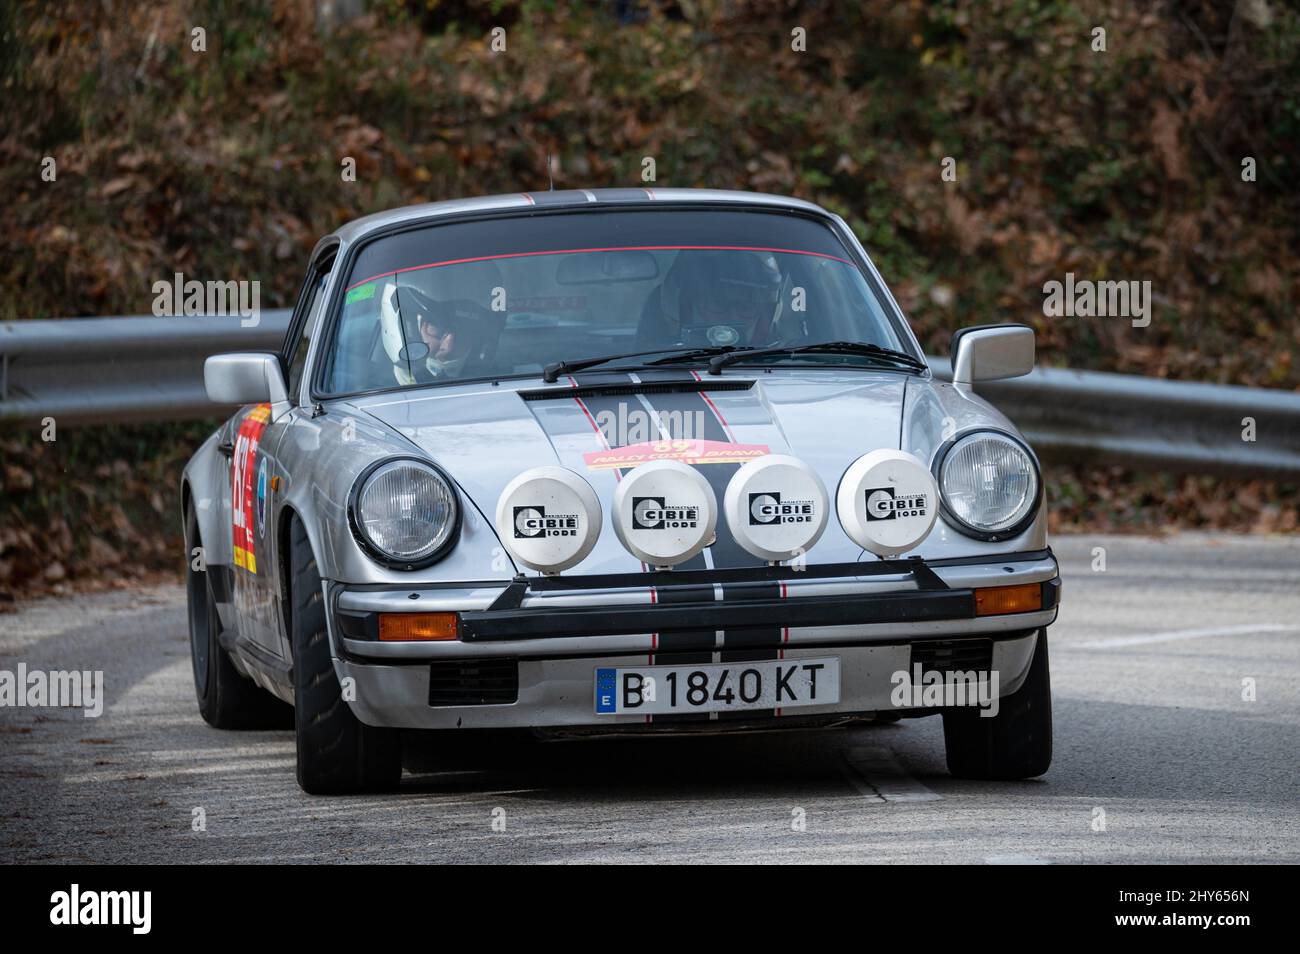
[325,549,1059,731]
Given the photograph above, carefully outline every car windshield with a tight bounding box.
[319,208,913,394]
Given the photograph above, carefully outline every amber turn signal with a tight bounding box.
[973,583,1043,617]
[378,612,459,641]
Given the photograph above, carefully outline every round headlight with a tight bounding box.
[351,459,459,567]
[937,432,1039,538]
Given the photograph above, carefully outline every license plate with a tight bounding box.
[594,657,840,715]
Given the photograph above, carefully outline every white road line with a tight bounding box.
[841,745,942,803]
[1074,623,1298,650]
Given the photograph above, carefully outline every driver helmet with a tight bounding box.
[661,251,781,344]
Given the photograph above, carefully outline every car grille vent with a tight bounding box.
[520,379,753,401]
[910,639,994,675]
[428,659,519,706]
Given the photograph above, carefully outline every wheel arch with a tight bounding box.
[276,502,336,663]
[276,503,304,659]
[181,431,235,569]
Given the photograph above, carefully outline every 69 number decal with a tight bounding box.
[231,404,270,574]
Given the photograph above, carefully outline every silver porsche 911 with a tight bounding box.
[183,188,1058,794]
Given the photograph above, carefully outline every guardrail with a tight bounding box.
[0,312,291,426]
[2,315,1298,478]
[924,358,1300,478]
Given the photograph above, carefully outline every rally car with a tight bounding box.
[183,188,1057,794]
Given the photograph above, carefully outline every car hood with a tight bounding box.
[353,370,912,574]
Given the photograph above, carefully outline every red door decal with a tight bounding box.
[232,404,271,574]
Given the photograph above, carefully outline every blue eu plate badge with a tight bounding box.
[595,668,617,714]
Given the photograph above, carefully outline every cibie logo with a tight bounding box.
[631,497,700,530]
[748,492,815,526]
[513,506,579,538]
[865,487,930,521]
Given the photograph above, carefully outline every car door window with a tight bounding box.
[286,256,333,400]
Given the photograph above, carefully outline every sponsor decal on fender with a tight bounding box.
[255,457,269,540]
[232,403,270,573]
[584,438,769,471]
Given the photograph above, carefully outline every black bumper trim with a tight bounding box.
[459,588,977,642]
[529,554,958,593]
[485,553,971,612]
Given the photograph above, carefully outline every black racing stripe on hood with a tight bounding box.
[570,383,708,575]
[635,387,754,571]
[557,378,708,719]
[557,375,782,722]
[638,385,781,702]
[569,382,713,662]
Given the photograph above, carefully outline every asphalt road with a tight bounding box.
[2,534,1297,864]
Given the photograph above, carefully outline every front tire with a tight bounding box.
[185,505,292,730]
[288,516,401,794]
[942,629,1052,780]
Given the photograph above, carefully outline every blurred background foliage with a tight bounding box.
[1,0,1297,595]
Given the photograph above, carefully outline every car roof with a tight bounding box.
[329,188,830,245]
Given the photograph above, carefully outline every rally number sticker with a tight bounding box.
[231,404,270,574]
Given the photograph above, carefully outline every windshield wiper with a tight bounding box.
[644,345,752,366]
[543,342,924,382]
[542,346,743,383]
[705,340,927,375]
